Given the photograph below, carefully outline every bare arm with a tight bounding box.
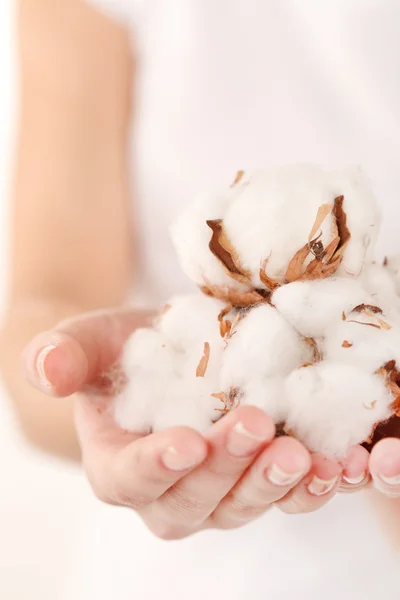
[0,0,133,460]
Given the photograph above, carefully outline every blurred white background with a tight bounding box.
[0,2,92,598]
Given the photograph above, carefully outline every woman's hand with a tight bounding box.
[21,309,400,539]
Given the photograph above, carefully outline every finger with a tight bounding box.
[370,438,400,498]
[339,445,370,493]
[78,403,208,508]
[153,407,275,529]
[22,308,153,396]
[278,453,342,514]
[211,436,311,528]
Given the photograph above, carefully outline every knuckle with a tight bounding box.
[132,449,166,488]
[226,497,267,523]
[202,457,239,482]
[163,485,207,526]
[116,489,149,510]
[278,495,308,514]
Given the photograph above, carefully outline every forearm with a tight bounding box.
[0,300,90,461]
[2,0,134,462]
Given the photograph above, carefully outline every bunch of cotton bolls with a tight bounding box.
[114,164,400,459]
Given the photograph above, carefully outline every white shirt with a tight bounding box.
[67,1,400,598]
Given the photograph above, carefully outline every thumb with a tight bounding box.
[22,308,153,397]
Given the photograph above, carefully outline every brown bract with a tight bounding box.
[308,203,333,242]
[196,342,211,377]
[201,281,268,308]
[352,304,383,314]
[207,219,252,285]
[375,360,400,416]
[260,258,283,291]
[212,387,241,415]
[364,362,400,448]
[304,337,323,362]
[283,195,350,283]
[343,304,392,331]
[342,340,353,348]
[218,304,233,338]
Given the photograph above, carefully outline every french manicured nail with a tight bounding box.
[161,446,203,472]
[24,344,56,389]
[342,473,366,485]
[227,422,269,457]
[267,464,305,487]
[307,475,339,496]
[378,472,400,486]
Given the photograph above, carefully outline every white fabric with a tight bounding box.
[72,1,400,598]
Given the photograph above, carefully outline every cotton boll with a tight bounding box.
[114,373,161,434]
[172,164,380,293]
[116,300,226,434]
[122,328,179,378]
[272,278,373,338]
[115,373,221,435]
[220,304,311,391]
[223,164,337,286]
[323,316,400,373]
[285,363,393,458]
[156,294,226,351]
[330,166,380,277]
[156,293,227,383]
[152,378,222,433]
[170,186,248,291]
[115,328,182,433]
[241,377,286,423]
[115,163,392,450]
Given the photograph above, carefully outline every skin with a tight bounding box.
[1,0,400,542]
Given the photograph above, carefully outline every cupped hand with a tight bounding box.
[21,308,399,539]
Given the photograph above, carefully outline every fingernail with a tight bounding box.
[24,344,56,389]
[227,421,269,458]
[379,472,400,485]
[307,475,339,497]
[266,464,305,487]
[342,473,366,485]
[161,446,203,472]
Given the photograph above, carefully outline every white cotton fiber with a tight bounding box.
[222,164,338,286]
[241,377,286,423]
[285,363,393,458]
[170,186,248,291]
[323,315,400,374]
[219,304,311,391]
[330,166,380,278]
[115,298,224,434]
[116,163,400,458]
[151,378,222,433]
[156,294,225,351]
[170,164,380,291]
[121,328,179,378]
[272,278,373,339]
